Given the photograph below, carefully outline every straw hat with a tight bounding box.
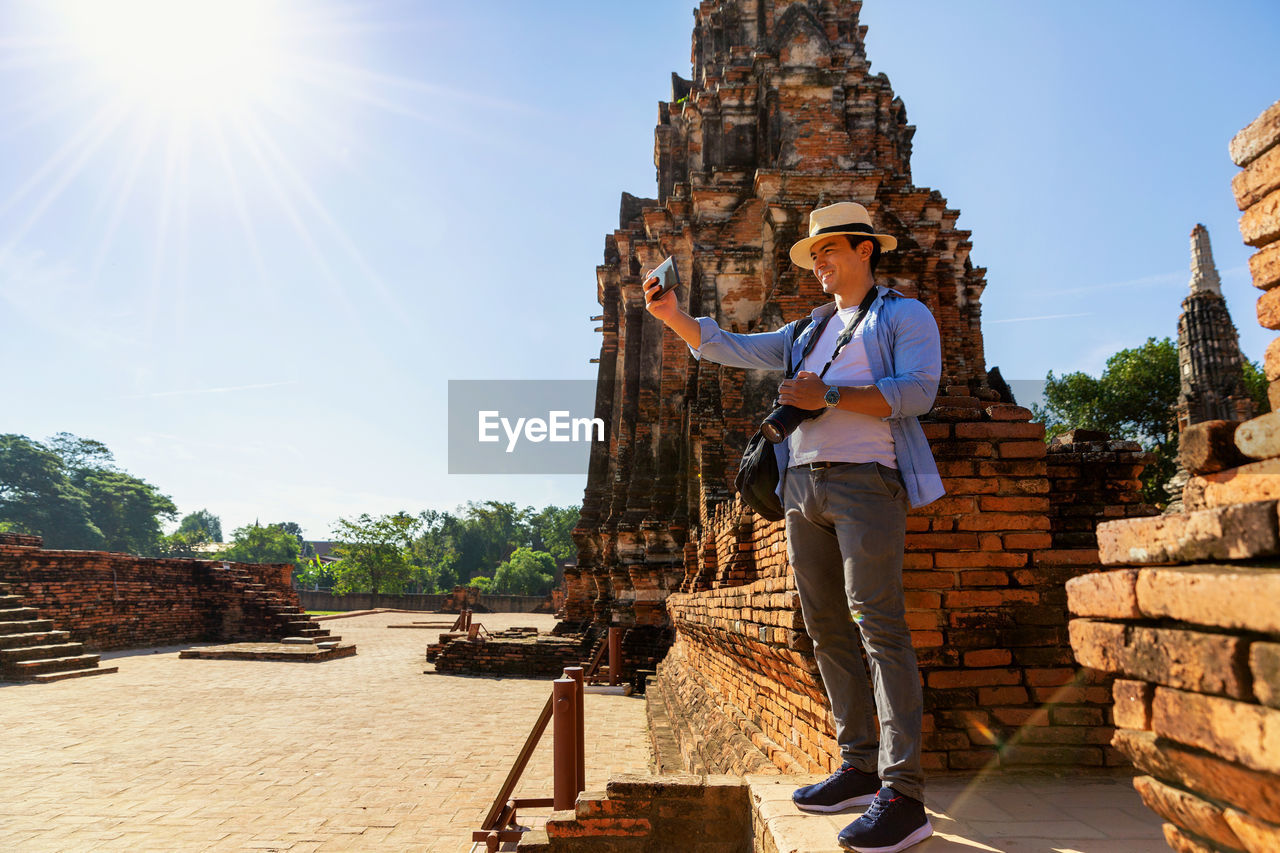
[788,202,898,269]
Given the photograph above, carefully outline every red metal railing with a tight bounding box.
[582,626,624,686]
[473,665,586,851]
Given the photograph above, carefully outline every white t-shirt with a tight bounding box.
[788,304,897,468]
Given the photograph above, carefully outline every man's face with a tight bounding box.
[809,235,872,294]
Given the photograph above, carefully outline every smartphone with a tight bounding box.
[647,256,680,297]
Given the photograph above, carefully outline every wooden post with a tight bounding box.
[608,626,622,686]
[552,678,578,810]
[564,666,585,795]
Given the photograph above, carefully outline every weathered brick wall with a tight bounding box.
[1046,431,1157,551]
[434,634,585,677]
[0,538,298,651]
[1066,99,1280,852]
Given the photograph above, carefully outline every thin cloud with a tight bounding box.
[1041,271,1181,297]
[986,312,1092,324]
[124,380,298,400]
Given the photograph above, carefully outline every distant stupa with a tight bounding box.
[1166,224,1256,510]
[1175,224,1255,428]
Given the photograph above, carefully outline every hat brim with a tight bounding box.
[789,231,898,269]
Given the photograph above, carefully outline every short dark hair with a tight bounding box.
[846,235,881,273]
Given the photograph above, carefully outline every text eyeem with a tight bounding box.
[478,410,605,453]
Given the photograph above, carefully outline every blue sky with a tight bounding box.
[1,1,1277,540]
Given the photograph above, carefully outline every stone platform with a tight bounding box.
[178,641,357,662]
[749,773,1165,852]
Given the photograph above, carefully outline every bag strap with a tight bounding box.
[783,316,813,380]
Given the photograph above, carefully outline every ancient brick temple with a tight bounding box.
[569,0,1156,776]
[1176,224,1257,430]
[1068,99,1280,851]
[1165,224,1258,510]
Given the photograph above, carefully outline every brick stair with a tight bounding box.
[212,571,340,644]
[0,583,118,683]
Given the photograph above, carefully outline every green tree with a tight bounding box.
[294,556,339,590]
[491,547,557,596]
[78,468,177,555]
[408,509,463,593]
[467,575,494,593]
[47,432,115,472]
[0,434,103,549]
[222,522,302,564]
[1032,337,1269,505]
[1034,338,1179,504]
[454,500,529,579]
[1243,359,1273,415]
[527,505,579,563]
[265,520,315,560]
[177,509,223,542]
[331,512,422,594]
[1,432,183,554]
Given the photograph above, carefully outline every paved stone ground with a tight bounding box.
[0,612,651,853]
[2,611,1170,852]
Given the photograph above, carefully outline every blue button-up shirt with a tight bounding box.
[690,285,946,508]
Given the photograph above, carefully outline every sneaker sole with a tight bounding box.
[793,792,878,813]
[839,818,933,853]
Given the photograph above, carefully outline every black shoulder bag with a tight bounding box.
[734,314,826,520]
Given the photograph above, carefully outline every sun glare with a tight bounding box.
[62,0,282,120]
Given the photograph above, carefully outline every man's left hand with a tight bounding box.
[778,371,829,410]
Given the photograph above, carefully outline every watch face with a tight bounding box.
[824,387,840,407]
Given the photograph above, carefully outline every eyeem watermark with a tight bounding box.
[449,380,605,474]
[478,410,604,453]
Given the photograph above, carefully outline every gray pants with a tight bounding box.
[784,462,925,801]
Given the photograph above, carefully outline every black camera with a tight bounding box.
[760,401,823,444]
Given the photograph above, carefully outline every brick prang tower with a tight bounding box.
[570,0,992,631]
[1175,224,1257,429]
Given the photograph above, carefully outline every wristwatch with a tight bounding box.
[823,385,841,408]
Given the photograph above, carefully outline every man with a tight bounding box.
[644,202,943,853]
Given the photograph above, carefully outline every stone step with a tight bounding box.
[8,653,103,677]
[0,619,54,635]
[0,582,11,594]
[0,642,85,663]
[0,630,71,650]
[514,828,550,851]
[281,637,317,645]
[0,607,39,622]
[0,595,23,607]
[30,666,118,684]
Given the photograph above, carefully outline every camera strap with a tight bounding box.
[812,285,878,381]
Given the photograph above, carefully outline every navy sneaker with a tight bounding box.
[838,786,933,852]
[792,764,880,812]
